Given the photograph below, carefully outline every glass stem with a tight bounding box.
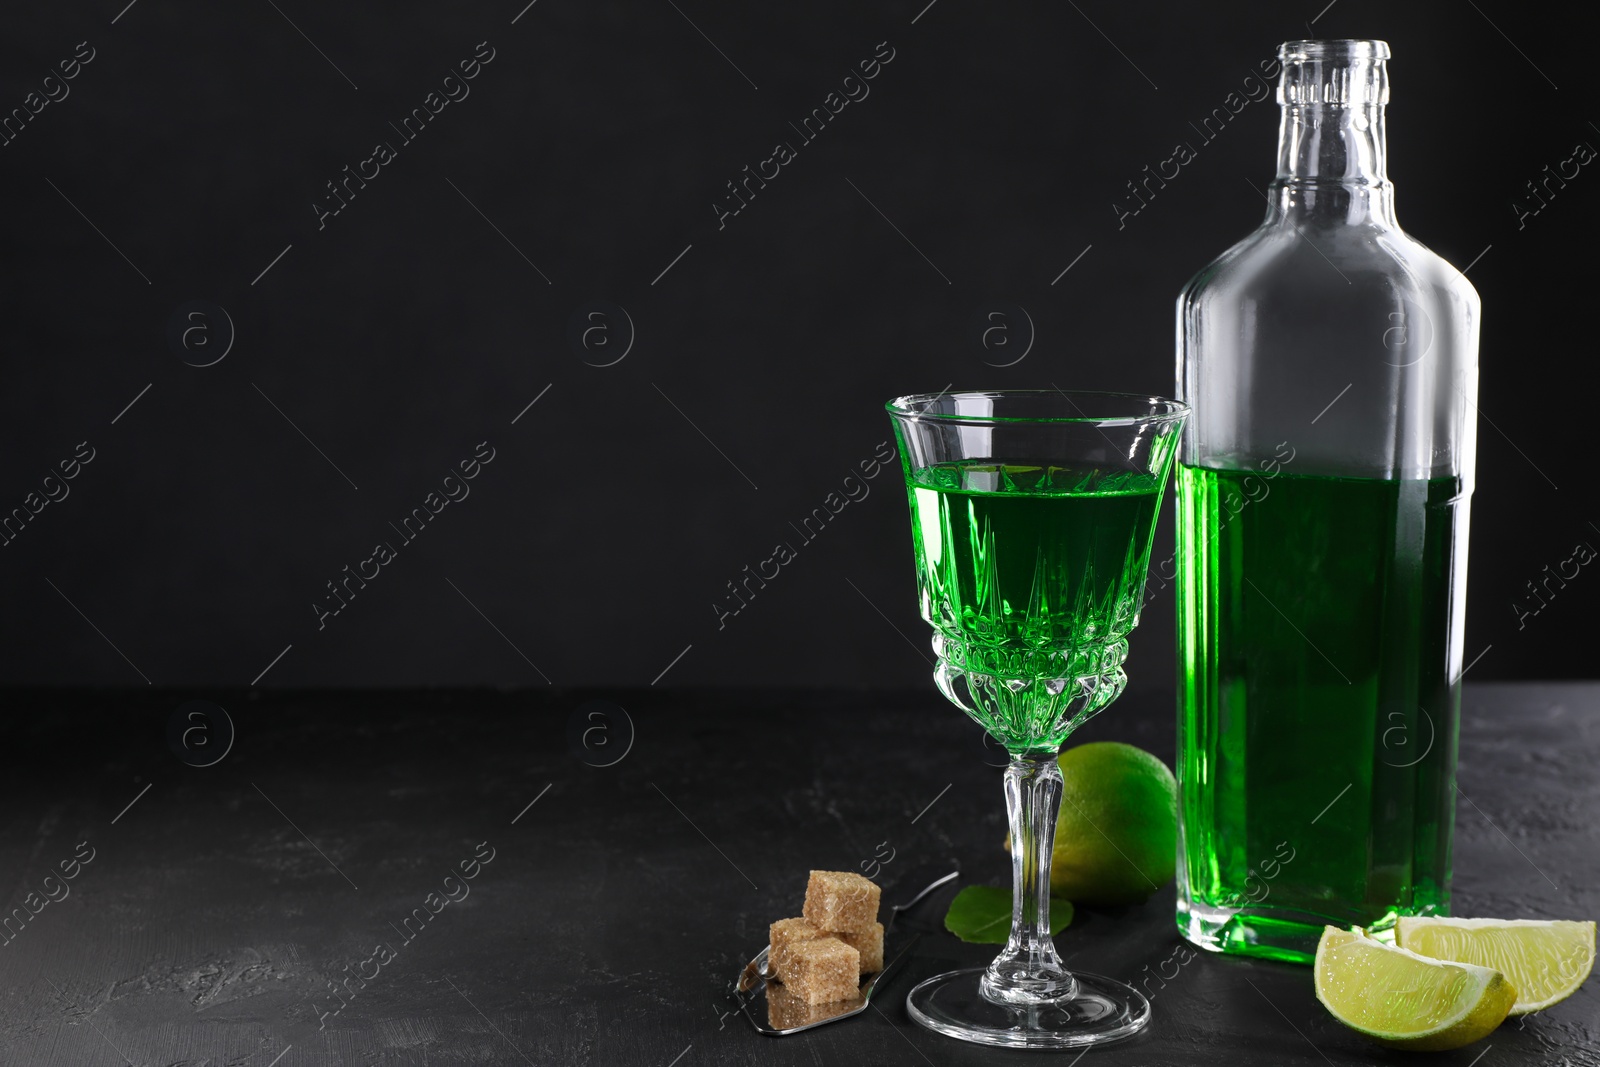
[981,751,1078,1005]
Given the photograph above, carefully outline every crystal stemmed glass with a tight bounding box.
[885,389,1187,1049]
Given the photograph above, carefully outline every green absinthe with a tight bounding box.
[907,462,1165,753]
[1176,463,1465,963]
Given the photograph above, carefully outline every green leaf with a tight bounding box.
[943,885,1074,944]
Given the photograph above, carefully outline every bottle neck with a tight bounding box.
[1268,42,1395,229]
[1269,102,1396,227]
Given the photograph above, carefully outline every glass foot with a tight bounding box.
[906,967,1150,1049]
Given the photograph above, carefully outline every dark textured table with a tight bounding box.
[0,683,1594,1066]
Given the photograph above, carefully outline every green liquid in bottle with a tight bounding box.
[907,462,1165,751]
[1176,463,1465,963]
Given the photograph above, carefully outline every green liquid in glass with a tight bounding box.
[1176,463,1463,963]
[907,462,1164,752]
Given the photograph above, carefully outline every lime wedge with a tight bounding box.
[1397,917,1595,1014]
[1314,926,1516,1051]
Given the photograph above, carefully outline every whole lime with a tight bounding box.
[1047,742,1177,906]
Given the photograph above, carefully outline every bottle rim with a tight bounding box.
[1279,39,1391,61]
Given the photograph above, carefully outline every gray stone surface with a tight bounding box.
[0,682,1593,1065]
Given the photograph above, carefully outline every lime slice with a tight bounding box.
[1314,926,1516,1051]
[1396,917,1595,1014]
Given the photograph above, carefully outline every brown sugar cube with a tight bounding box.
[802,870,881,932]
[766,980,860,1029]
[768,917,823,979]
[784,937,861,1005]
[837,921,884,974]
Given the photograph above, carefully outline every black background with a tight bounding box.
[1,0,1593,690]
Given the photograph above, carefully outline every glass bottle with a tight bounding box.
[1174,39,1480,963]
